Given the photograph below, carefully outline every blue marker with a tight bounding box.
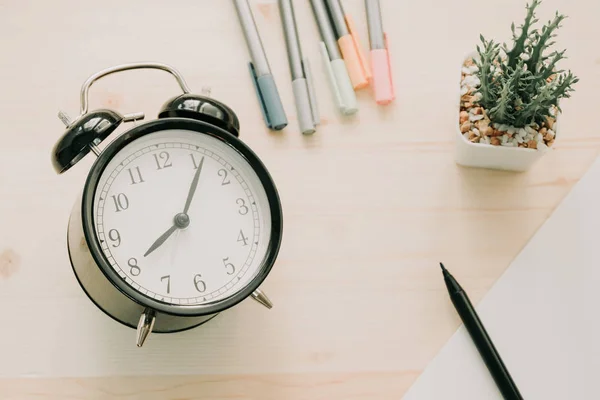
[234,0,288,130]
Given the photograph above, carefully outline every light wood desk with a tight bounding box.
[1,0,598,398]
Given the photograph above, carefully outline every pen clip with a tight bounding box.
[248,62,288,130]
[302,57,320,125]
[345,14,372,82]
[385,33,395,99]
[319,42,342,109]
[319,42,344,111]
[249,62,271,128]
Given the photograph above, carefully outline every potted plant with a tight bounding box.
[455,0,578,172]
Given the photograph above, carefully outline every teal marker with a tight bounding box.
[234,0,288,130]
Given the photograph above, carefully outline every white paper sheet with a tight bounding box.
[403,157,600,399]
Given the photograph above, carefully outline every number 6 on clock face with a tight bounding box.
[90,124,279,308]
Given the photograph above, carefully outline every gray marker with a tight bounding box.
[234,0,288,130]
[325,0,349,38]
[279,0,319,135]
[366,0,385,49]
[310,0,341,62]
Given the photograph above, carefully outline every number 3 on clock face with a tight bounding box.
[92,128,274,308]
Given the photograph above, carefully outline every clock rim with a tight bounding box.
[80,117,283,317]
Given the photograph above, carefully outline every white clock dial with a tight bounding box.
[92,128,272,305]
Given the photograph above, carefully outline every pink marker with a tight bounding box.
[366,0,395,105]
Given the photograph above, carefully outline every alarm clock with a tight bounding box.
[52,62,283,347]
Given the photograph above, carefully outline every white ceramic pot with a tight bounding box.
[454,52,553,172]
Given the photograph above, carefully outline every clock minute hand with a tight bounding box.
[144,155,203,258]
[182,155,205,215]
[143,224,178,257]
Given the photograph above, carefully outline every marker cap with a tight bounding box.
[319,42,358,115]
[337,14,372,90]
[291,58,320,135]
[292,79,316,135]
[249,63,288,130]
[370,33,395,105]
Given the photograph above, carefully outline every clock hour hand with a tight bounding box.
[143,224,178,258]
[143,213,191,257]
[182,155,205,215]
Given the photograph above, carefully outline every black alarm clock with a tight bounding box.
[52,62,283,347]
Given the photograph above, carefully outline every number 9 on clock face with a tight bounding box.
[86,121,281,311]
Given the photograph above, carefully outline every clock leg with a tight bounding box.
[136,308,156,347]
[251,288,273,309]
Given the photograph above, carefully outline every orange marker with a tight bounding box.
[324,0,371,90]
[365,0,395,105]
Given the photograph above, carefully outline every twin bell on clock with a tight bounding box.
[51,62,283,347]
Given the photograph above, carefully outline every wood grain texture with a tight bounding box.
[0,372,419,400]
[0,0,599,398]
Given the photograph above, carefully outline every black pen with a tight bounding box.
[440,263,523,400]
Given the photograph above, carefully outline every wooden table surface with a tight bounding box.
[1,0,599,398]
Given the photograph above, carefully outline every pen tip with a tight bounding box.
[440,262,447,272]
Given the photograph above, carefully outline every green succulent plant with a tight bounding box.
[473,0,578,128]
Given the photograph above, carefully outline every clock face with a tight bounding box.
[91,127,273,306]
